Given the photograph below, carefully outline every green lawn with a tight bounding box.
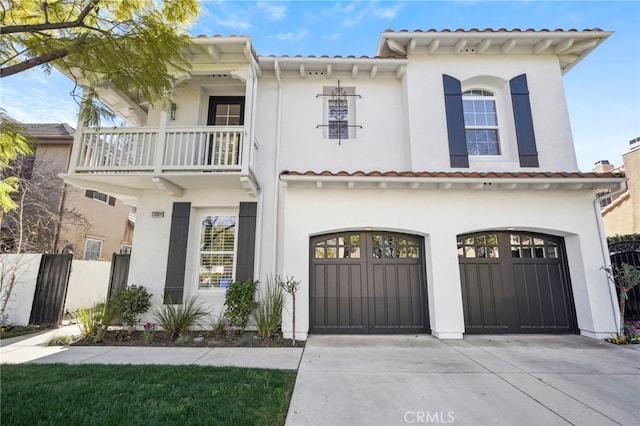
[0,326,41,339]
[1,364,296,425]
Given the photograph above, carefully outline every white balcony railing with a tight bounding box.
[74,126,245,172]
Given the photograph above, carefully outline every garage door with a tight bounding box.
[458,232,577,334]
[310,231,429,334]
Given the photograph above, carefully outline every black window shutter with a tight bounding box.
[108,196,116,206]
[164,202,191,303]
[85,189,95,199]
[443,74,469,168]
[235,202,257,282]
[510,74,539,167]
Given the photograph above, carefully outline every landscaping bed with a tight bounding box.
[71,329,305,348]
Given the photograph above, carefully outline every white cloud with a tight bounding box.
[322,1,402,27]
[373,3,403,19]
[257,2,287,21]
[270,29,310,42]
[1,71,78,126]
[212,15,251,31]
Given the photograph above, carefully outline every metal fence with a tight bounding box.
[609,238,640,321]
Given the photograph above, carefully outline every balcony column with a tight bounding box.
[154,104,170,173]
[232,68,253,174]
[68,95,88,174]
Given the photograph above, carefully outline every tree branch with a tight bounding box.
[0,0,100,35]
[1,48,69,77]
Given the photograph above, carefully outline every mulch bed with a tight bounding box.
[71,329,305,348]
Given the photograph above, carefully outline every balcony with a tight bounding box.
[65,126,259,199]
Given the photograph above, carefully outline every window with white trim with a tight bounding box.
[84,238,103,260]
[120,244,132,254]
[198,215,236,289]
[463,89,500,155]
[93,191,109,203]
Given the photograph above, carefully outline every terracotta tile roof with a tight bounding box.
[280,170,625,179]
[382,28,604,34]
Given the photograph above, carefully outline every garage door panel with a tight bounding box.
[342,264,366,329]
[311,231,428,334]
[409,264,424,326]
[311,264,327,329]
[459,232,576,334]
[548,264,570,327]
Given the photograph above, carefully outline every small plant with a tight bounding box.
[277,275,301,345]
[143,322,155,344]
[46,335,72,346]
[253,276,285,338]
[603,263,640,339]
[176,334,193,345]
[224,280,258,332]
[211,310,227,334]
[73,301,117,340]
[114,285,152,332]
[152,296,209,341]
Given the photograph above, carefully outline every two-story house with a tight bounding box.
[0,115,134,260]
[61,29,625,340]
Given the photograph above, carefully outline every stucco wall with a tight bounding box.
[64,260,112,312]
[1,254,42,325]
[279,186,617,340]
[127,188,257,322]
[59,186,133,259]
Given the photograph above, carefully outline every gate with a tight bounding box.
[29,254,73,326]
[609,238,640,320]
[108,253,130,300]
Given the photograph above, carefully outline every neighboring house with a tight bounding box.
[0,117,134,260]
[61,29,625,340]
[593,137,640,236]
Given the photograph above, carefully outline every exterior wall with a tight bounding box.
[622,144,640,233]
[279,186,618,339]
[270,75,408,172]
[58,186,133,259]
[64,260,112,312]
[1,255,114,325]
[404,55,577,172]
[250,55,578,175]
[602,195,634,236]
[0,254,42,325]
[601,142,639,235]
[127,188,257,323]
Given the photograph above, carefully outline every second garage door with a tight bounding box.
[310,231,429,334]
[458,231,577,334]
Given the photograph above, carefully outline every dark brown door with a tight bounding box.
[458,231,577,334]
[310,231,429,334]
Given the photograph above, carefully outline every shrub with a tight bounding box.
[152,296,209,341]
[253,276,285,338]
[73,301,117,340]
[114,285,152,331]
[211,310,227,334]
[224,280,258,332]
[47,335,72,346]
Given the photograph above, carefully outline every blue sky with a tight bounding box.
[1,0,638,171]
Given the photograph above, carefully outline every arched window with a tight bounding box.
[462,89,500,155]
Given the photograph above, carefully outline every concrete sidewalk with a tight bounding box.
[0,325,303,370]
[286,335,640,426]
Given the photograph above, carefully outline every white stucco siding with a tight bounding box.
[404,54,578,172]
[275,77,408,172]
[279,185,617,339]
[127,188,257,322]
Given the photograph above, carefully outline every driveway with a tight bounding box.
[286,335,639,426]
